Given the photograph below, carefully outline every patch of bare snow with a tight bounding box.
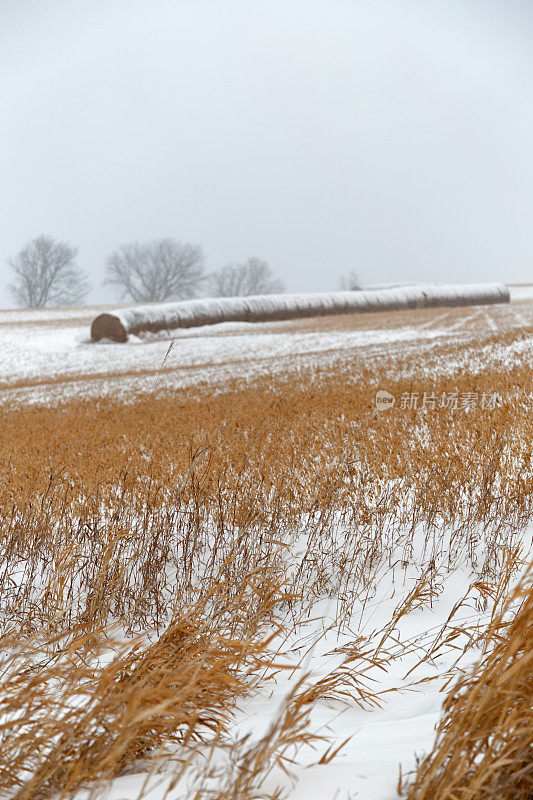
[0,321,455,399]
[66,522,533,800]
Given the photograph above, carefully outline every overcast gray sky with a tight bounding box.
[1,0,532,307]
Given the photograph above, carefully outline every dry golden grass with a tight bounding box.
[0,316,531,798]
[405,565,533,800]
[1,579,279,800]
[0,378,529,631]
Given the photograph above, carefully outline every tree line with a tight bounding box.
[6,234,360,309]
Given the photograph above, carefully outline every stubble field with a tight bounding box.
[0,287,531,799]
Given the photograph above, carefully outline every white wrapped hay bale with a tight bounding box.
[90,283,510,342]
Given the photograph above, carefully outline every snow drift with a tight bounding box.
[90,283,510,342]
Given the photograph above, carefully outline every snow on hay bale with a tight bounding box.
[90,283,510,342]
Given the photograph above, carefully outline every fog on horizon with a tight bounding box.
[1,0,532,309]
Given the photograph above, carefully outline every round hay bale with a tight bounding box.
[90,313,128,343]
[89,283,510,342]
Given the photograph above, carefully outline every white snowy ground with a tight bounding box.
[67,523,533,800]
[0,285,531,406]
[0,320,457,400]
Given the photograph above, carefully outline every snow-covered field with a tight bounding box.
[1,287,531,799]
[0,285,531,406]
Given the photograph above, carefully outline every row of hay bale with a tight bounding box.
[90,283,510,342]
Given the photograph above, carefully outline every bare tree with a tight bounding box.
[209,258,285,297]
[339,270,362,291]
[105,239,205,303]
[7,235,89,308]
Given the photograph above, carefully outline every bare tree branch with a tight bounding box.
[105,239,205,303]
[7,235,89,308]
[209,258,285,297]
[339,270,362,291]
